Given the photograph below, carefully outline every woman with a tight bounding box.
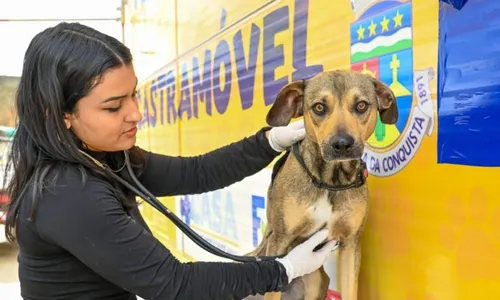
[4,22,337,300]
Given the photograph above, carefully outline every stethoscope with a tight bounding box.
[78,149,287,263]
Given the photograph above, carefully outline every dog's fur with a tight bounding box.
[247,70,398,300]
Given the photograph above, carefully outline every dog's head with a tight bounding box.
[266,70,398,161]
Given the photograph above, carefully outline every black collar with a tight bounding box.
[291,142,368,191]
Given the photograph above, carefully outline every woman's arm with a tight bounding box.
[138,127,280,197]
[35,173,289,300]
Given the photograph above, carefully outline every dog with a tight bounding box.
[247,70,398,300]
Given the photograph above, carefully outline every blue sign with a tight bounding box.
[437,0,500,167]
[251,195,266,248]
[180,191,238,241]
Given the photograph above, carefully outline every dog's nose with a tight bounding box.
[331,134,355,153]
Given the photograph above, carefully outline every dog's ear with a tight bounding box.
[266,81,305,127]
[372,78,398,124]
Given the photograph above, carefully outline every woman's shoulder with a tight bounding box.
[17,163,119,217]
[45,163,115,196]
[18,163,131,247]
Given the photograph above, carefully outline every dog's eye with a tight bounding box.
[355,101,369,113]
[313,103,326,114]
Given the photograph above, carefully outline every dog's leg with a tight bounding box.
[263,232,295,300]
[338,236,361,300]
[301,266,330,300]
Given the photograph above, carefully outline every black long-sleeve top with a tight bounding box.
[15,128,289,300]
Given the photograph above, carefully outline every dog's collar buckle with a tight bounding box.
[358,160,369,185]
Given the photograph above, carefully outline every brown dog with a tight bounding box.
[247,70,398,300]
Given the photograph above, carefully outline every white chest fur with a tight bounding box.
[305,191,341,237]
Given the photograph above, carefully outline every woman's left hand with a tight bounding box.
[267,119,306,152]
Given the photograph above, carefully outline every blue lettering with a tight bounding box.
[233,24,261,110]
[409,124,418,145]
[292,0,323,81]
[178,63,193,120]
[137,89,147,129]
[156,74,168,125]
[263,6,289,106]
[166,70,177,124]
[192,51,213,117]
[141,85,151,127]
[149,79,158,127]
[188,191,237,241]
[137,2,320,124]
[252,195,266,247]
[180,195,192,225]
[414,117,425,134]
[213,40,232,114]
[220,8,227,30]
[370,156,381,174]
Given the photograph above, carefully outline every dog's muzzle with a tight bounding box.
[323,134,364,160]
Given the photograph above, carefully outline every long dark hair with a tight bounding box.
[3,22,146,243]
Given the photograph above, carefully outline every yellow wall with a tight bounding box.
[125,0,500,299]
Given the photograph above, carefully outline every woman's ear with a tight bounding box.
[63,113,72,129]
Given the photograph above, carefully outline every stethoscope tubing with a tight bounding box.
[93,150,284,262]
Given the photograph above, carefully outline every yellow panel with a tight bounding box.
[135,57,181,249]
[128,0,177,80]
[126,0,500,298]
[176,0,274,56]
[132,0,182,252]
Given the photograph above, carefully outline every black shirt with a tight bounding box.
[15,128,289,300]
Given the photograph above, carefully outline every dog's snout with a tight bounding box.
[331,134,355,154]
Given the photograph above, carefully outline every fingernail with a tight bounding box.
[330,241,339,252]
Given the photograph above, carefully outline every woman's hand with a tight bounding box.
[267,119,306,152]
[275,229,338,283]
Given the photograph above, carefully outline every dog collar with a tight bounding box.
[291,143,368,191]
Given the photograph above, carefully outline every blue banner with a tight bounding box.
[437,0,500,167]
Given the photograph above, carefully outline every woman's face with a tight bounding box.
[64,64,142,152]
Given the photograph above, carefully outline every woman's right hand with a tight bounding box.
[275,229,338,283]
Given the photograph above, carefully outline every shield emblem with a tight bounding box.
[350,0,413,150]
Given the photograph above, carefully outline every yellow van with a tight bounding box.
[123,0,500,299]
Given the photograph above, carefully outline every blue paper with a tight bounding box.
[437,0,500,167]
